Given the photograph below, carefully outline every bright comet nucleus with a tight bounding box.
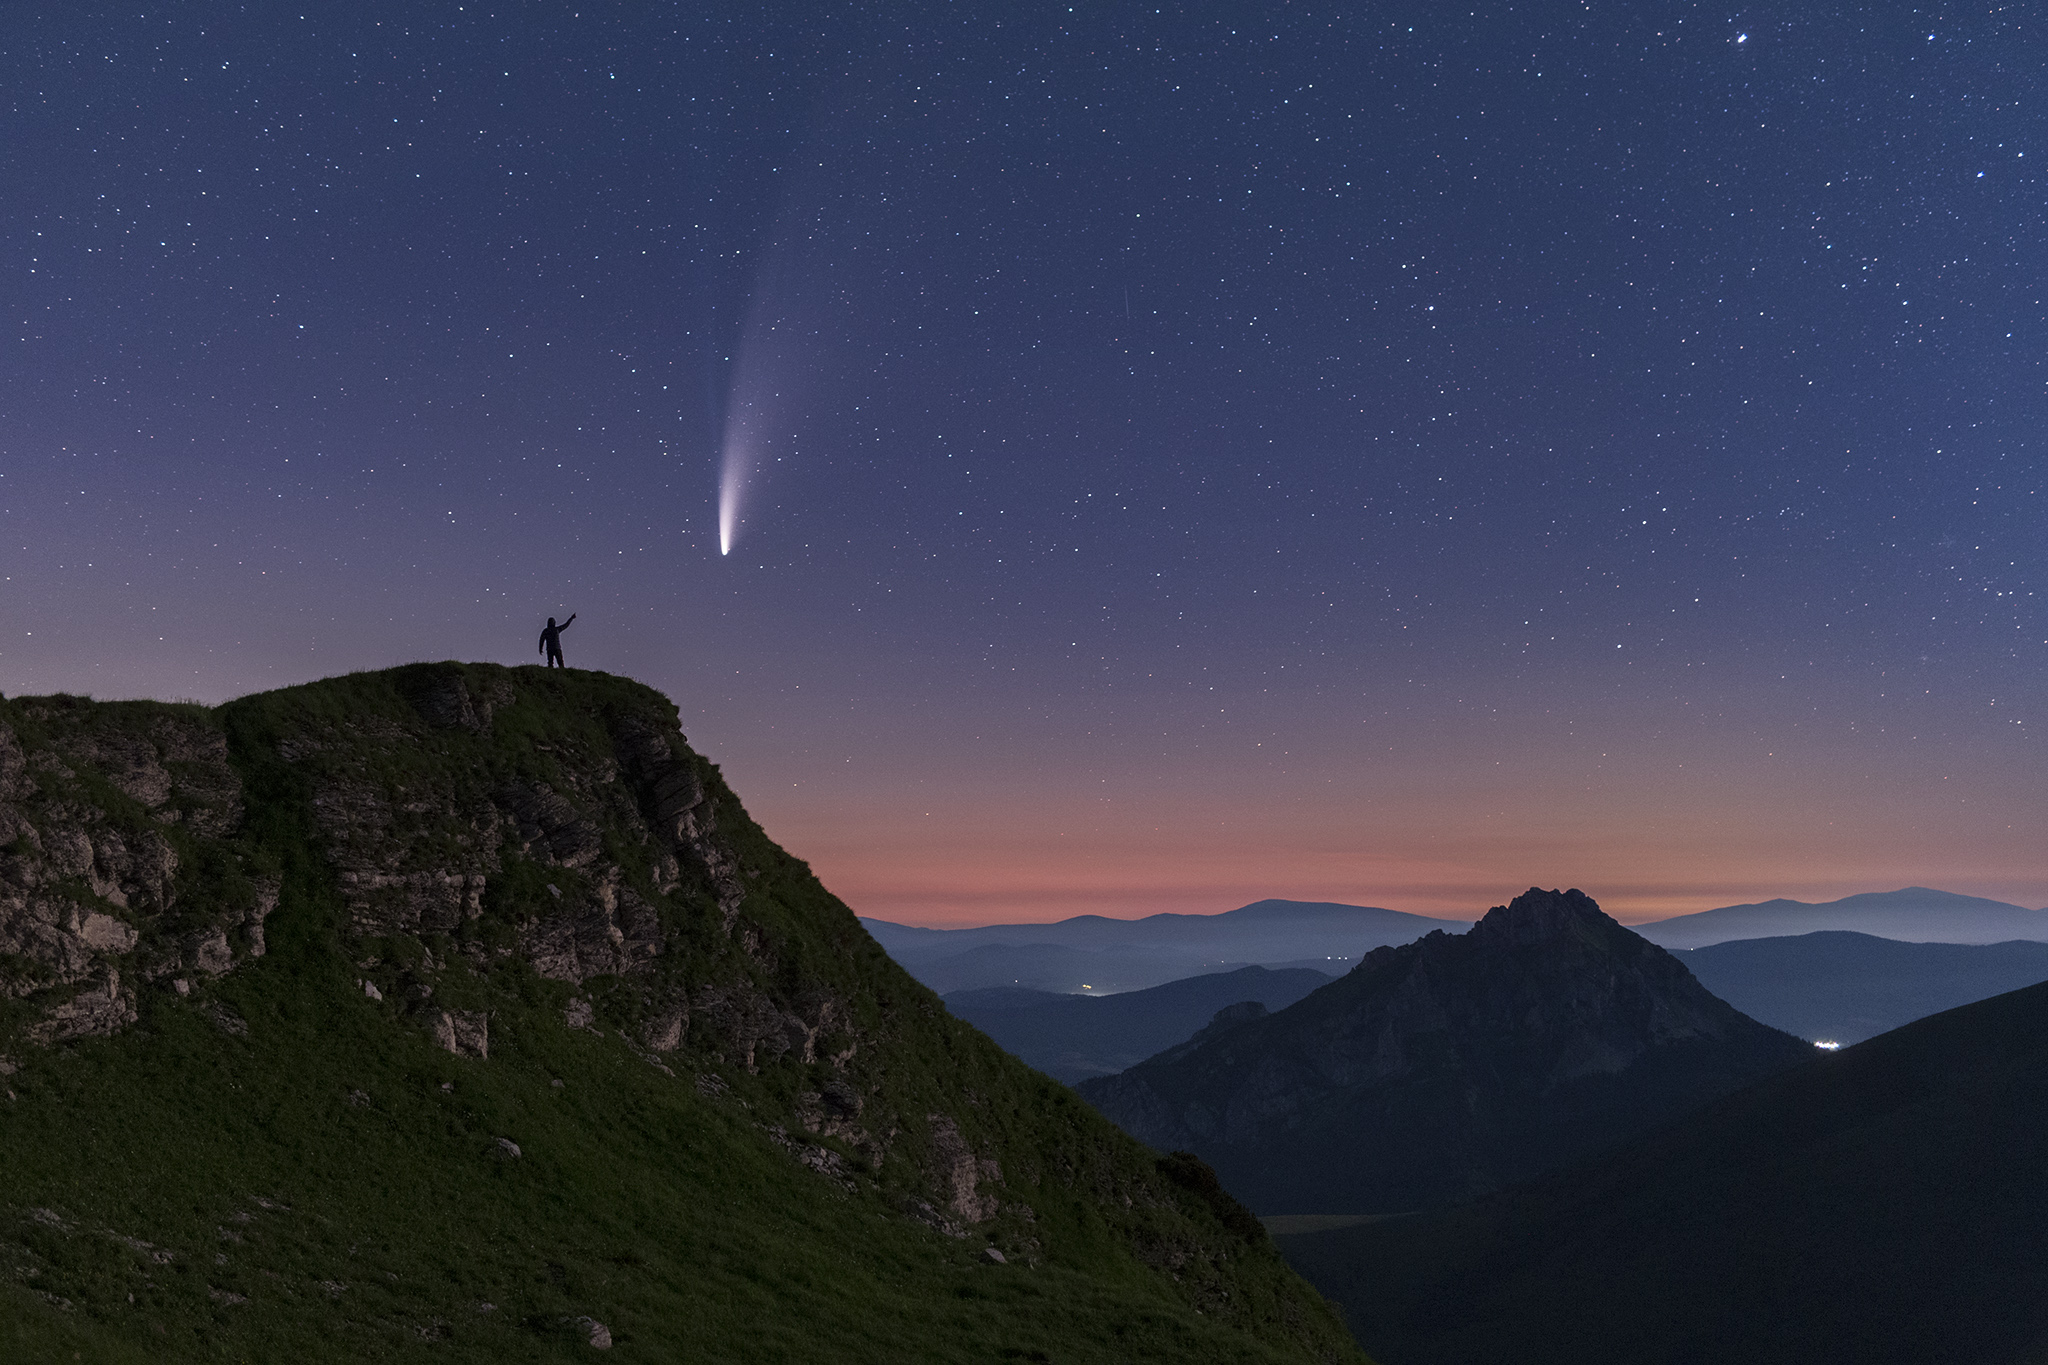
[717,419,748,556]
[716,370,770,558]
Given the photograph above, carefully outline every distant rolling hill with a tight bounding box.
[1635,886,2048,949]
[946,966,1334,1083]
[863,899,1462,994]
[1680,931,2048,1044]
[1275,977,2048,1365]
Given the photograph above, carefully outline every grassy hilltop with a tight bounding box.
[0,663,1363,1364]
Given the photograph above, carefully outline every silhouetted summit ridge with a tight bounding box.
[1470,885,1606,946]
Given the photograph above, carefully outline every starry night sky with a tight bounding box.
[5,2,2043,923]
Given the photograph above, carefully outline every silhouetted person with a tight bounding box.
[539,614,576,668]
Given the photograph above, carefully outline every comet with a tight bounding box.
[717,359,770,557]
[717,252,801,557]
[717,370,792,557]
[716,154,849,556]
[717,404,752,557]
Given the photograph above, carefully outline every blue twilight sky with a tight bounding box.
[3,2,2042,922]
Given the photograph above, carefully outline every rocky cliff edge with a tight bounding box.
[0,664,1362,1363]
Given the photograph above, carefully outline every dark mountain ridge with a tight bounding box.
[867,899,1464,952]
[1680,930,2048,1044]
[865,900,1460,994]
[1278,974,2048,1365]
[0,665,1359,1363]
[1079,888,1814,1214]
[945,966,1333,1083]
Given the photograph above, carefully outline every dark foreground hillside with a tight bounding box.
[1276,978,2048,1365]
[0,664,1362,1364]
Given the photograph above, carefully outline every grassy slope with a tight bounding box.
[0,666,1364,1363]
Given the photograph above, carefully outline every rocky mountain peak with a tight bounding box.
[1468,886,1611,948]
[1080,885,1815,1215]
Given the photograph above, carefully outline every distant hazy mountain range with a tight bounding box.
[939,930,2048,1091]
[945,966,1334,1083]
[1078,889,1814,1215]
[862,899,1463,994]
[869,888,2048,999]
[1277,976,2048,1365]
[1635,886,2048,949]
[1679,931,2048,1044]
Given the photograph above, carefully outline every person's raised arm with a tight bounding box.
[561,613,576,631]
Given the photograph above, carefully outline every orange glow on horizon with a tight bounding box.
[701,657,2048,935]
[749,778,2048,930]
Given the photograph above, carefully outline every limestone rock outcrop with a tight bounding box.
[430,1009,490,1058]
[0,699,266,1042]
[0,667,876,1184]
[252,665,794,1071]
[0,669,770,1069]
[927,1113,1003,1224]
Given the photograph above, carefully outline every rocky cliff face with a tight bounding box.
[259,668,816,1089]
[0,665,1360,1364]
[1079,888,1816,1215]
[0,696,271,1048]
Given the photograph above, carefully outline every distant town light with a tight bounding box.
[1813,1040,1843,1051]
